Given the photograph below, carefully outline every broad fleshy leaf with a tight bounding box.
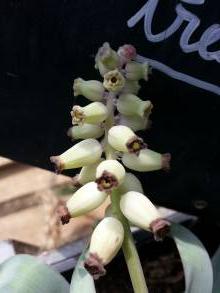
[0,254,69,293]
[170,224,213,293]
[212,245,220,293]
[70,247,96,293]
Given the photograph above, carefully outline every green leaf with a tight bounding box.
[70,247,96,293]
[212,245,220,293]
[170,223,213,293]
[0,254,69,293]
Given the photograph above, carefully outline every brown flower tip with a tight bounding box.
[84,253,106,280]
[162,153,171,171]
[50,156,64,174]
[95,170,118,192]
[72,174,82,188]
[56,203,71,225]
[150,218,171,241]
[126,136,147,155]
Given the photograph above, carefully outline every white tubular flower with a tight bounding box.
[117,44,137,65]
[50,139,102,173]
[108,125,147,155]
[120,191,170,241]
[117,94,153,118]
[72,159,104,187]
[84,217,124,279]
[118,173,144,194]
[58,182,108,225]
[125,61,149,81]
[95,42,120,76]
[67,124,104,140]
[121,80,140,95]
[122,149,171,172]
[71,102,108,125]
[119,114,151,132]
[73,78,105,102]
[103,69,125,92]
[95,160,125,192]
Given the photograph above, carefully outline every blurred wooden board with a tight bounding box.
[0,158,70,204]
[0,156,109,250]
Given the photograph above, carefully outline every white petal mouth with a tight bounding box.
[71,106,85,124]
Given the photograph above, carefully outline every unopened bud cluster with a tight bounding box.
[50,42,171,280]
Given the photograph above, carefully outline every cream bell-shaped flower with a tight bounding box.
[72,158,104,187]
[125,61,149,81]
[103,69,125,92]
[67,124,104,140]
[84,217,124,279]
[108,125,147,155]
[73,78,105,102]
[120,191,170,241]
[50,139,102,173]
[95,159,125,192]
[58,182,108,225]
[118,173,144,194]
[71,102,108,125]
[121,80,140,95]
[117,94,153,118]
[95,42,120,76]
[119,114,151,132]
[122,149,171,172]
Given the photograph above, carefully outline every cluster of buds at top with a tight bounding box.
[50,42,172,280]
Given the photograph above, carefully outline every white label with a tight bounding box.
[127,0,220,95]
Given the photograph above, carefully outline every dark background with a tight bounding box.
[0,0,220,221]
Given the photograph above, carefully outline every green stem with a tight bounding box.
[111,191,148,293]
[104,94,148,293]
